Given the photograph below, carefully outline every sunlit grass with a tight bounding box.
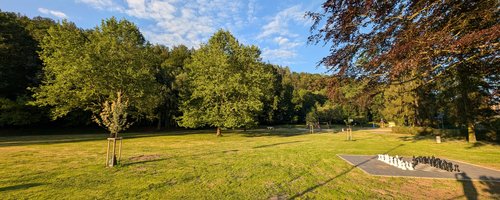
[0,128,498,199]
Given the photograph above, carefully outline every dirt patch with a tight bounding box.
[128,154,162,162]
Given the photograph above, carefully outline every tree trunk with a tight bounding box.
[157,113,162,130]
[216,127,222,137]
[467,123,477,143]
[111,139,117,166]
[113,132,118,166]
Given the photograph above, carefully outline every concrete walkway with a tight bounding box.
[338,155,500,182]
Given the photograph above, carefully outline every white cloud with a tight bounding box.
[272,36,300,49]
[76,0,123,11]
[258,5,308,63]
[120,0,246,47]
[256,5,307,40]
[38,8,68,19]
[262,48,297,60]
[76,0,248,47]
[247,0,257,23]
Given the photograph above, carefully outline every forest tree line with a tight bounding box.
[0,11,338,130]
[0,8,498,140]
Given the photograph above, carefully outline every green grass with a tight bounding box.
[1,128,499,199]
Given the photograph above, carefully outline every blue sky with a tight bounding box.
[1,0,330,73]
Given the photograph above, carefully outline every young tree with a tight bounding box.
[178,30,272,136]
[94,91,132,138]
[94,91,131,166]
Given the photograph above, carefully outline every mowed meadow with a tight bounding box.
[1,128,499,199]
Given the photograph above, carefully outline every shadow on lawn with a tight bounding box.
[398,135,496,149]
[241,129,311,137]
[398,135,433,143]
[398,135,450,143]
[288,144,404,199]
[479,176,500,198]
[288,156,376,199]
[455,173,479,200]
[253,141,304,149]
[447,175,500,200]
[0,183,44,192]
[465,142,487,149]
[0,129,213,147]
[241,127,382,138]
[397,134,484,145]
[122,149,240,167]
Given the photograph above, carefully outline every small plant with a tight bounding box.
[93,91,133,167]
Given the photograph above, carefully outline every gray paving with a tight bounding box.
[338,155,500,182]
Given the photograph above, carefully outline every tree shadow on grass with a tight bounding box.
[0,129,214,147]
[253,141,304,149]
[288,144,404,199]
[398,134,469,144]
[241,127,386,138]
[121,149,240,167]
[0,136,107,147]
[241,129,310,138]
[465,142,487,149]
[397,135,496,148]
[398,135,424,143]
[0,183,44,192]
[455,173,478,200]
[120,157,173,167]
[447,175,500,200]
[479,176,500,198]
[288,157,376,199]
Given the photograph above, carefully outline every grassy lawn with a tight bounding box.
[1,128,499,199]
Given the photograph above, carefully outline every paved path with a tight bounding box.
[338,155,500,182]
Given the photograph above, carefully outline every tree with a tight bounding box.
[274,66,296,124]
[0,11,55,126]
[94,91,132,138]
[94,91,131,166]
[178,30,272,136]
[381,72,421,126]
[258,63,281,125]
[33,18,161,134]
[155,45,192,129]
[306,108,318,127]
[308,0,499,141]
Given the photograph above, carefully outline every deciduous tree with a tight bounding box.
[33,18,161,132]
[308,0,499,141]
[178,30,272,136]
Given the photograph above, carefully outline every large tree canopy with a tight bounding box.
[33,18,161,121]
[178,30,273,136]
[308,0,499,141]
[308,0,498,78]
